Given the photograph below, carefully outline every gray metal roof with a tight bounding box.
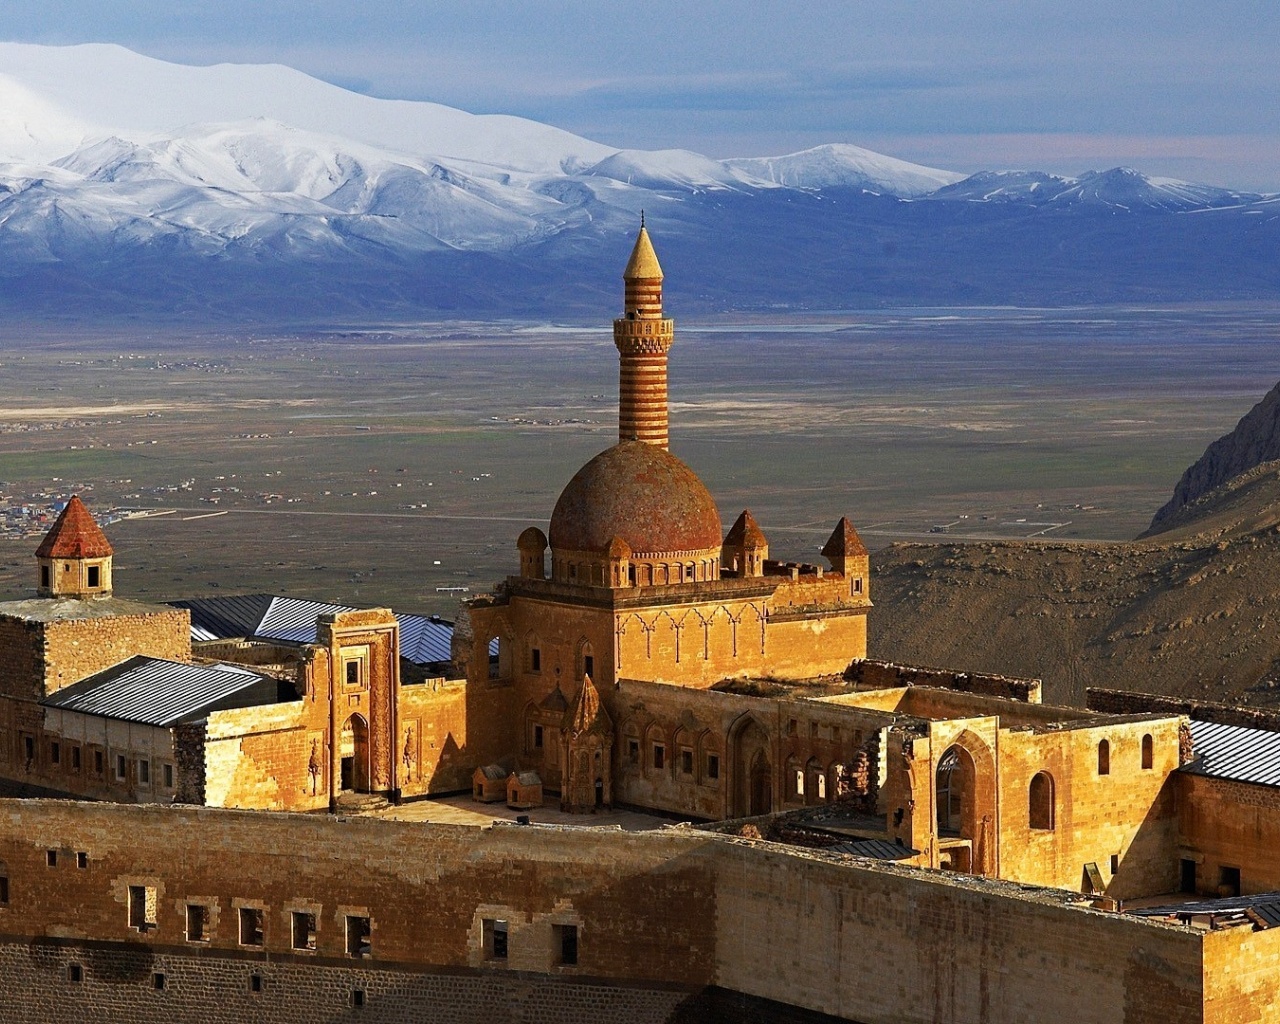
[171,595,455,667]
[1130,891,1280,927]
[826,839,916,861]
[1182,719,1280,787]
[42,656,280,727]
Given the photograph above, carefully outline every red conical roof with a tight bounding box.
[35,496,113,559]
[724,509,768,549]
[821,516,867,560]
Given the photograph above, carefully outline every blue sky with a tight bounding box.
[11,0,1280,189]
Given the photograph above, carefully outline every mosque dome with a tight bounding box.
[549,441,722,558]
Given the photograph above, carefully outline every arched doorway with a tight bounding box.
[934,738,996,875]
[339,714,370,793]
[729,715,773,817]
[750,750,772,816]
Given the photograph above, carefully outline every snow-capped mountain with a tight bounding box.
[930,167,1261,211]
[0,41,1276,320]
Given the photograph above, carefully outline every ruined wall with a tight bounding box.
[1178,772,1280,896]
[43,609,191,694]
[0,799,1240,1024]
[610,679,897,821]
[847,659,1042,703]
[1089,687,1280,732]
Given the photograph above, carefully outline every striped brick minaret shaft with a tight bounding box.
[613,223,675,449]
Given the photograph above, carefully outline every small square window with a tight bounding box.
[76,852,88,869]
[67,964,83,984]
[346,915,371,958]
[187,904,209,943]
[707,754,720,780]
[292,911,316,951]
[152,972,166,991]
[87,566,100,588]
[239,907,264,946]
[346,661,360,686]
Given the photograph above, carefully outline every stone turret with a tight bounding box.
[722,510,769,577]
[613,222,675,449]
[35,496,114,599]
[560,674,614,814]
[822,517,870,599]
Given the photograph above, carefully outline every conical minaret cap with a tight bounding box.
[623,226,664,281]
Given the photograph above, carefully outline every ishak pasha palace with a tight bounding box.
[1,228,1280,1024]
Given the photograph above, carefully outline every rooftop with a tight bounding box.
[0,595,178,623]
[42,655,282,727]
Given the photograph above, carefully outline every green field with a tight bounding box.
[0,307,1274,618]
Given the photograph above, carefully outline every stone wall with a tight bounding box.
[0,799,1258,1024]
[846,659,1042,703]
[1178,772,1280,896]
[43,609,191,694]
[0,618,44,700]
[1088,687,1280,732]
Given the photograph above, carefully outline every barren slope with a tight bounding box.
[871,461,1280,708]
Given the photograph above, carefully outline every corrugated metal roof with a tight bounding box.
[172,595,456,667]
[1182,719,1280,787]
[826,839,916,861]
[1130,891,1280,926]
[42,656,277,727]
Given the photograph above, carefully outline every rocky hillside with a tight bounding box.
[871,399,1280,708]
[1148,380,1280,533]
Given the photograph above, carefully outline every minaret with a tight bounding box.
[613,220,675,449]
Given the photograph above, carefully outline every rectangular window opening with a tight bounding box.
[71,746,81,771]
[0,876,9,903]
[707,754,720,780]
[346,661,360,686]
[22,735,34,762]
[67,963,82,984]
[87,566,101,588]
[555,923,579,966]
[346,915,371,958]
[163,763,174,789]
[152,971,166,991]
[115,755,127,782]
[187,904,209,943]
[138,759,150,785]
[76,852,88,870]
[1110,853,1120,874]
[533,724,544,750]
[652,744,665,770]
[50,741,60,766]
[239,907,264,947]
[1219,865,1242,899]
[483,918,509,960]
[94,750,104,776]
[46,850,57,868]
[250,974,264,993]
[351,989,366,1009]
[129,885,157,931]
[680,749,694,775]
[627,739,640,764]
[583,655,594,679]
[291,911,317,951]
[531,648,541,672]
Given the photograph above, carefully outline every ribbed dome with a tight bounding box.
[549,442,722,556]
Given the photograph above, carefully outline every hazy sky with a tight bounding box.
[10,0,1280,189]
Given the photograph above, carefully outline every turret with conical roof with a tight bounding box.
[722,509,769,577]
[35,495,114,598]
[613,221,675,448]
[822,516,870,599]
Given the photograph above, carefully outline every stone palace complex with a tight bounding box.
[0,229,1278,1023]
